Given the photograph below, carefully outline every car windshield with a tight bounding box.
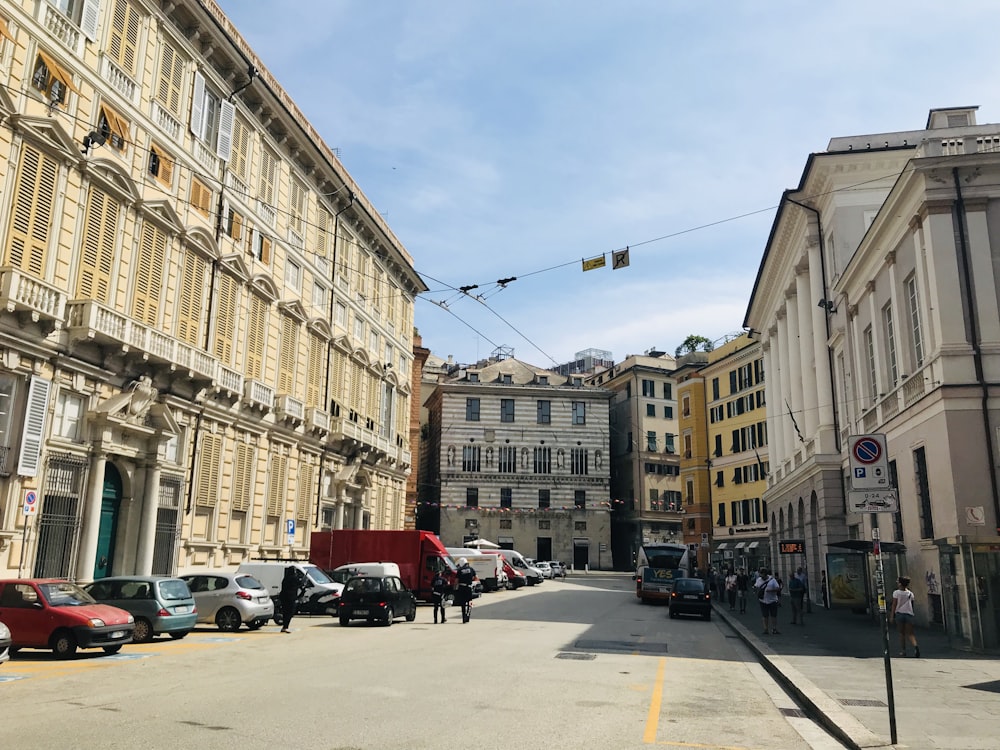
[345,577,383,594]
[235,575,265,590]
[158,579,192,600]
[674,579,705,593]
[303,565,332,585]
[39,582,97,606]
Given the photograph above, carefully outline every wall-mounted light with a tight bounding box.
[817,298,836,313]
[81,130,106,156]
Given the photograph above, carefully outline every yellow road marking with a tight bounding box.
[643,657,666,743]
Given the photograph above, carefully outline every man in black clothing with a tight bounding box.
[431,570,449,624]
[455,558,476,623]
[735,568,749,614]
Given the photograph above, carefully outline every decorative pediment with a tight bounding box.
[331,334,352,354]
[383,369,401,388]
[95,376,159,425]
[277,299,308,323]
[9,114,78,162]
[249,273,279,303]
[306,317,332,341]
[83,157,141,205]
[136,199,184,235]
[182,225,221,261]
[218,254,251,284]
[350,348,372,367]
[0,84,14,124]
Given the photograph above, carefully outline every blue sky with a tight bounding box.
[216,1,997,367]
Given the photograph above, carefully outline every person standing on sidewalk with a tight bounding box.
[725,569,737,610]
[890,576,920,657]
[788,567,806,625]
[736,568,749,613]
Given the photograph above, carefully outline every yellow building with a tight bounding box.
[675,354,711,572]
[0,1,425,581]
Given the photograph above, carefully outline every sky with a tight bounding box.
[216,1,999,368]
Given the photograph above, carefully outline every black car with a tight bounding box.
[668,577,712,620]
[338,575,417,627]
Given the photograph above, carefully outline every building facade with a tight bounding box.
[588,351,681,569]
[0,1,424,582]
[423,355,613,569]
[745,107,1000,651]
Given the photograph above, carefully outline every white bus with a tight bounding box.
[635,542,691,604]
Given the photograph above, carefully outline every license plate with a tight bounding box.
[657,587,670,593]
[257,597,269,604]
[354,609,368,616]
[110,631,125,639]
[175,605,189,613]
[683,595,697,600]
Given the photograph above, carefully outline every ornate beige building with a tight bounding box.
[0,0,424,581]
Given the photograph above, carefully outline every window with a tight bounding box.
[501,399,515,423]
[664,433,675,453]
[285,260,302,293]
[664,406,673,419]
[498,445,516,473]
[154,41,184,117]
[369,330,378,353]
[466,488,479,508]
[190,178,212,218]
[190,70,234,161]
[715,471,724,487]
[533,446,552,474]
[335,302,347,329]
[883,303,898,386]
[646,403,656,417]
[864,325,878,401]
[53,391,85,442]
[148,144,174,186]
[646,431,657,451]
[501,374,512,385]
[354,317,364,342]
[537,400,551,424]
[716,504,726,527]
[914,446,934,539]
[663,383,672,400]
[906,275,924,367]
[97,103,129,152]
[538,520,551,530]
[538,375,548,385]
[468,373,479,383]
[500,488,512,509]
[571,448,588,475]
[312,281,327,310]
[574,521,587,531]
[289,179,306,239]
[32,50,78,107]
[642,379,655,397]
[682,395,690,416]
[574,490,586,509]
[889,460,903,542]
[712,378,720,400]
[538,489,550,509]
[225,206,244,242]
[571,401,586,425]
[500,519,512,529]
[462,446,481,472]
[248,229,271,264]
[465,398,480,422]
[714,434,723,456]
[106,0,141,77]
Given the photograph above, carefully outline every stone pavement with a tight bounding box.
[714,593,1000,749]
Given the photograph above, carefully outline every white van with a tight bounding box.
[480,549,543,585]
[446,548,507,592]
[236,561,343,620]
[328,562,401,585]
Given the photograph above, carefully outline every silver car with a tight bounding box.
[0,619,10,665]
[180,572,274,632]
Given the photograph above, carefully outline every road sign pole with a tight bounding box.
[873,528,897,744]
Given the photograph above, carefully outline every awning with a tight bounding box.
[716,542,729,550]
[747,541,760,549]
[100,103,130,144]
[735,542,747,550]
[0,18,16,45]
[37,50,81,95]
[828,540,906,554]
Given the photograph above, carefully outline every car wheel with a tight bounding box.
[103,645,123,654]
[215,607,242,632]
[51,630,78,659]
[703,611,712,621]
[246,620,264,631]
[339,615,350,627]
[405,603,416,622]
[669,608,677,619]
[169,631,189,640]
[273,612,283,626]
[132,618,153,643]
[382,606,394,626]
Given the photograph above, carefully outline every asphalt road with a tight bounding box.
[1,574,847,750]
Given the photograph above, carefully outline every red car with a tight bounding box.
[502,558,527,589]
[0,579,135,659]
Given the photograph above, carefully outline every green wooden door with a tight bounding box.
[93,464,123,580]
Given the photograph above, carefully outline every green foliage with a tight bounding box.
[674,335,715,358]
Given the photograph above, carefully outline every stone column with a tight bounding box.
[866,281,883,399]
[76,452,108,582]
[334,487,346,530]
[785,289,803,444]
[808,241,835,450]
[796,266,818,436]
[762,338,784,465]
[775,314,791,468]
[136,460,162,575]
[354,490,366,529]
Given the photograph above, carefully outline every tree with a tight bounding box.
[674,335,715,358]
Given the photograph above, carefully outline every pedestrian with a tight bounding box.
[725,569,737,611]
[431,569,449,624]
[756,568,781,635]
[820,570,829,609]
[788,566,806,625]
[736,567,749,613]
[278,566,304,633]
[889,576,920,657]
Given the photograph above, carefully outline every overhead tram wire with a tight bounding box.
[417,296,500,351]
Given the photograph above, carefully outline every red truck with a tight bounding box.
[310,530,457,602]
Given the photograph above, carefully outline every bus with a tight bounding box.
[635,542,690,604]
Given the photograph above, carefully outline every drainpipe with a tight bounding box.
[951,168,1000,530]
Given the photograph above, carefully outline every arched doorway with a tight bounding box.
[93,463,123,580]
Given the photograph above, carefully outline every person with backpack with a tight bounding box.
[756,568,782,635]
[788,567,807,625]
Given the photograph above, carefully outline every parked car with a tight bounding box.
[0,619,10,666]
[84,576,197,643]
[502,558,526,589]
[180,572,274,632]
[668,577,712,620]
[236,562,343,623]
[338,574,417,626]
[548,561,567,578]
[534,561,553,579]
[0,579,134,658]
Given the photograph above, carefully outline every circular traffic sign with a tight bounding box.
[25,490,37,505]
[852,438,882,465]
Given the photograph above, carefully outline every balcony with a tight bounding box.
[275,394,305,425]
[101,57,138,103]
[42,4,81,54]
[0,267,66,334]
[151,101,181,142]
[243,379,274,411]
[306,407,330,435]
[329,416,392,465]
[65,300,240,395]
[397,446,412,469]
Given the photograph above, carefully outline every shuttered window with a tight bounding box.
[132,221,166,325]
[148,143,174,187]
[307,334,325,408]
[190,177,212,218]
[155,40,184,116]
[278,315,298,394]
[246,294,266,379]
[330,351,346,409]
[77,187,118,303]
[213,273,238,364]
[266,450,287,517]
[296,460,313,523]
[195,432,222,508]
[106,0,140,77]
[231,440,253,513]
[176,249,206,346]
[350,362,364,413]
[259,148,276,207]
[17,376,51,477]
[316,207,331,259]
[5,145,56,277]
[396,392,408,438]
[231,116,251,182]
[366,371,379,420]
[290,179,305,236]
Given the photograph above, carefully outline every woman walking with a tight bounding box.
[889,576,920,657]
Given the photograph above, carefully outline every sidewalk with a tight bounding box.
[715,595,1000,749]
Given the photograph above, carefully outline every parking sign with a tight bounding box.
[286,518,295,546]
[848,434,890,490]
[23,490,38,516]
